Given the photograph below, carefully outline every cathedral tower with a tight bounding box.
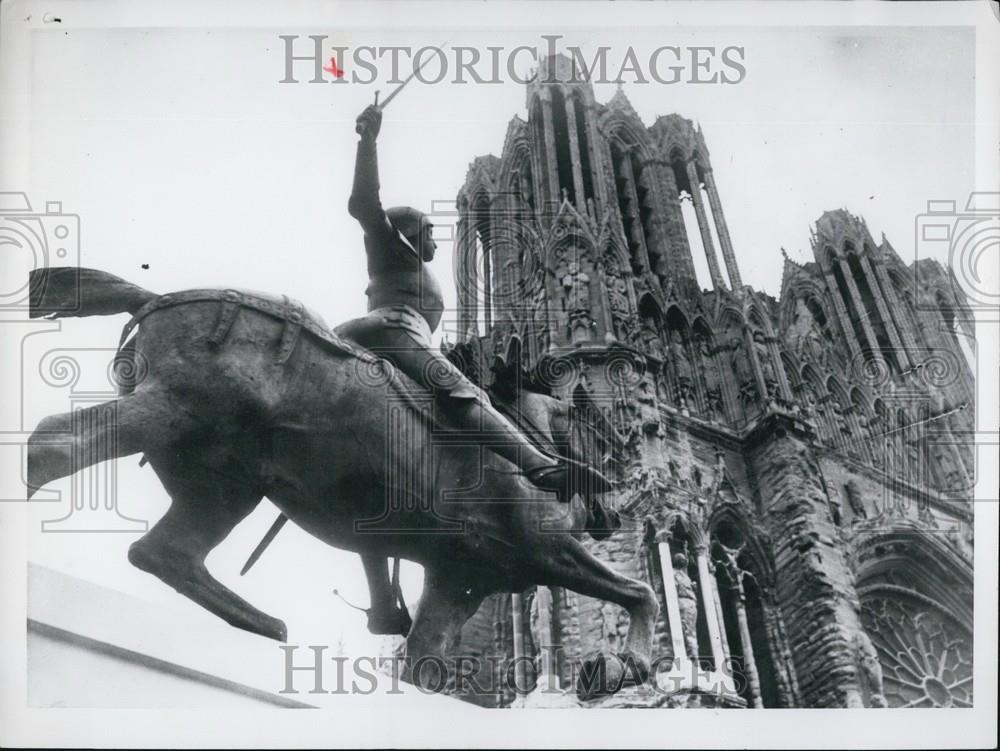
[447,55,974,710]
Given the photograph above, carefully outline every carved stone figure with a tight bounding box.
[562,261,591,312]
[704,387,724,423]
[604,259,636,343]
[791,300,831,367]
[669,329,694,408]
[753,331,779,401]
[829,397,851,441]
[844,480,866,519]
[935,448,963,492]
[695,334,724,422]
[855,631,887,708]
[730,338,758,407]
[641,317,665,361]
[517,168,534,210]
[599,601,621,652]
[672,552,701,661]
[561,261,594,344]
[528,271,551,357]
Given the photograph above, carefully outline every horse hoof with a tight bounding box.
[266,618,288,643]
[576,651,626,700]
[618,649,650,685]
[366,607,412,636]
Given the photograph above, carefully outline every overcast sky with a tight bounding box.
[13,23,975,661]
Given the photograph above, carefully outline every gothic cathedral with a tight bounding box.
[443,55,974,708]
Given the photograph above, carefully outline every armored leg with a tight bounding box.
[361,553,412,636]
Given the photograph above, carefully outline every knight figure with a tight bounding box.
[337,104,614,634]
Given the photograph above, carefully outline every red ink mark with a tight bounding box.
[323,56,344,78]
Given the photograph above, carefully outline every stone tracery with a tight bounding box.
[447,53,973,708]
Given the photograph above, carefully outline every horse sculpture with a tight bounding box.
[26,267,658,700]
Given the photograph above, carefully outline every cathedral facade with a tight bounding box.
[443,55,974,708]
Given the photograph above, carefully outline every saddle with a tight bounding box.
[117,288,378,365]
[113,287,388,394]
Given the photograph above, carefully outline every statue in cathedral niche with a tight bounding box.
[695,332,724,422]
[752,330,780,402]
[560,260,594,344]
[704,387,724,423]
[934,447,963,492]
[515,167,534,212]
[829,396,852,445]
[672,551,701,662]
[791,298,831,367]
[844,480,867,519]
[854,631,887,708]
[529,270,551,356]
[640,316,666,361]
[729,337,758,407]
[669,328,695,409]
[604,257,636,344]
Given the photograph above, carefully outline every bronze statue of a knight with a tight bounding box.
[337,104,615,634]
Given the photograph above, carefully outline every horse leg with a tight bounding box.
[27,389,190,500]
[537,535,659,699]
[402,570,485,692]
[126,453,283,641]
[361,554,412,636]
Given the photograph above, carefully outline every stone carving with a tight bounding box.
[704,387,724,423]
[669,328,694,409]
[599,601,621,652]
[854,631,887,708]
[752,331,779,402]
[829,396,851,445]
[560,260,594,344]
[517,167,534,210]
[672,551,701,661]
[531,274,551,356]
[934,447,963,492]
[730,338,758,408]
[791,298,832,367]
[844,480,866,519]
[694,332,724,422]
[641,316,665,361]
[604,257,636,344]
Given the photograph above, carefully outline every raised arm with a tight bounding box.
[348,105,397,244]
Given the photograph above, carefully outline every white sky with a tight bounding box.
[10,23,976,663]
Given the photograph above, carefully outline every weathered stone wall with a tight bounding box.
[745,416,869,707]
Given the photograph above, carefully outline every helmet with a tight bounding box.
[386,206,426,244]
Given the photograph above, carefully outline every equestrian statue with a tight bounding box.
[25,101,656,700]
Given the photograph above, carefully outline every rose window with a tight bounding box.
[861,592,972,708]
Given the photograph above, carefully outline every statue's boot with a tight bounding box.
[360,553,412,636]
[450,400,615,501]
[583,495,622,541]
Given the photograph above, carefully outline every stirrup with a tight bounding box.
[562,456,616,495]
[524,464,568,493]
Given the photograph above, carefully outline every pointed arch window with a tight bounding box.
[847,248,897,370]
[550,87,576,205]
[470,193,494,334]
[571,91,595,206]
[711,519,783,707]
[610,135,660,276]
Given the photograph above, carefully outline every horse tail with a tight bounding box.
[29,266,156,320]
